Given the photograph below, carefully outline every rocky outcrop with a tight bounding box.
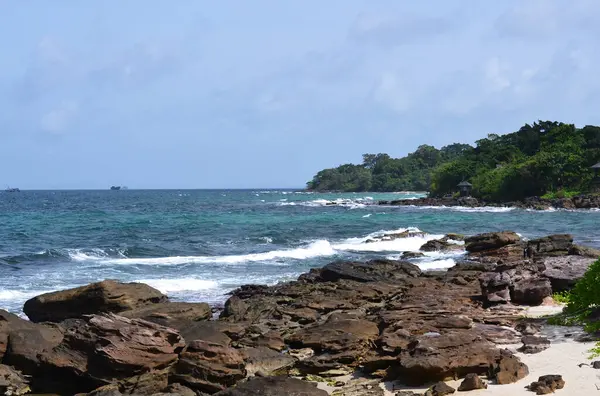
[457,373,487,391]
[526,375,565,394]
[511,278,552,305]
[317,259,421,283]
[491,351,529,385]
[519,336,550,354]
[0,364,29,396]
[424,382,455,396]
[528,234,573,256]
[541,256,595,292]
[213,376,328,396]
[23,280,167,322]
[465,231,521,253]
[420,239,463,253]
[120,302,211,330]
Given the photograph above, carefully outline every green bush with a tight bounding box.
[541,190,581,200]
[552,291,572,304]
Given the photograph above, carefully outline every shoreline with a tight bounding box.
[1,230,599,395]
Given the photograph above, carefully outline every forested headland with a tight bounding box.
[306,121,600,201]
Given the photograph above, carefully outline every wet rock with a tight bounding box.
[213,376,327,396]
[318,259,421,283]
[37,313,184,394]
[528,234,573,256]
[401,251,426,259]
[420,239,463,253]
[541,256,595,292]
[172,340,246,394]
[424,381,455,396]
[23,280,167,323]
[120,302,211,329]
[0,364,30,396]
[490,350,529,385]
[519,336,550,354]
[568,244,600,258]
[511,278,552,306]
[526,375,565,394]
[457,373,486,391]
[443,233,465,242]
[240,347,296,376]
[465,231,520,253]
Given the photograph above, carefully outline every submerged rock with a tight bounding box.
[23,280,167,323]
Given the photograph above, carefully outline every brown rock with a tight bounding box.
[120,302,211,329]
[491,350,529,384]
[511,278,552,306]
[479,272,512,304]
[240,347,296,376]
[23,280,167,323]
[424,381,455,396]
[541,256,595,292]
[171,340,246,394]
[528,234,573,255]
[318,259,421,283]
[526,375,565,394]
[465,231,520,253]
[457,373,486,391]
[519,336,550,354]
[213,376,327,396]
[0,364,30,396]
[420,240,463,253]
[435,315,473,329]
[332,379,384,396]
[568,244,600,258]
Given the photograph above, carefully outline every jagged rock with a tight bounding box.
[331,379,384,396]
[171,340,246,394]
[118,368,169,395]
[511,278,552,305]
[435,315,473,329]
[490,350,529,384]
[457,373,486,391]
[23,280,167,323]
[519,336,550,354]
[318,259,421,283]
[401,251,425,259]
[213,376,327,396]
[479,272,512,304]
[120,302,211,330]
[526,375,565,394]
[541,256,595,292]
[36,313,184,394]
[472,324,521,345]
[420,239,463,253]
[465,232,520,253]
[569,244,600,258]
[240,347,296,376]
[424,381,455,396]
[0,364,30,396]
[528,234,573,255]
[515,322,541,336]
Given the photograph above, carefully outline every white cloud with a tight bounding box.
[40,101,78,134]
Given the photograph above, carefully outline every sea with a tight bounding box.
[1,189,598,316]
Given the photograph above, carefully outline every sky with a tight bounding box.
[2,0,600,189]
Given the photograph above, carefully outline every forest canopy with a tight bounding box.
[306,121,600,201]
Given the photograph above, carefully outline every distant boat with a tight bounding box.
[110,186,121,191]
[5,187,20,192]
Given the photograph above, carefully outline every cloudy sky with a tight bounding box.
[2,0,600,189]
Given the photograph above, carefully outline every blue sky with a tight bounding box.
[2,0,600,189]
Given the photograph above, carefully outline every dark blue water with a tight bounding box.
[1,189,598,315]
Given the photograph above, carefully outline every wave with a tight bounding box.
[278,197,374,209]
[134,278,218,294]
[403,205,515,213]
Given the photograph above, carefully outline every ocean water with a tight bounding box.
[1,189,598,315]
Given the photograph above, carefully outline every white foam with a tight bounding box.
[411,205,515,213]
[362,214,372,218]
[333,227,443,253]
[278,198,371,209]
[417,258,457,271]
[135,278,218,294]
[0,289,46,301]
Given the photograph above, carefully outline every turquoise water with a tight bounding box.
[0,189,598,314]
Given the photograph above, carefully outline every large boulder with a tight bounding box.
[541,256,596,292]
[171,340,246,394]
[479,272,512,304]
[420,239,463,253]
[465,232,520,253]
[213,376,327,396]
[569,244,600,258]
[120,302,211,330]
[528,234,573,256]
[23,280,167,323]
[36,313,184,394]
[526,375,565,394]
[510,278,552,306]
[490,350,529,384]
[318,259,421,283]
[239,347,296,376]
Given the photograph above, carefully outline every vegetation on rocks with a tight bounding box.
[307,121,600,201]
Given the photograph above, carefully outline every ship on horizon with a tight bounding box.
[5,187,20,192]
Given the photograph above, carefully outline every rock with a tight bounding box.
[152,383,198,396]
[330,379,384,396]
[515,322,541,336]
[37,313,184,394]
[213,376,328,396]
[490,350,529,384]
[541,256,595,292]
[529,234,573,255]
[569,244,600,258]
[318,259,421,283]
[23,280,167,323]
[435,315,473,329]
[526,375,565,394]
[457,373,486,391]
[443,233,465,241]
[240,347,296,376]
[401,252,425,259]
[171,340,246,394]
[120,302,211,329]
[424,382,455,396]
[0,364,30,396]
[511,278,552,306]
[465,232,520,253]
[593,361,600,369]
[479,272,512,304]
[396,392,420,396]
[420,239,463,253]
[118,368,169,395]
[519,335,550,354]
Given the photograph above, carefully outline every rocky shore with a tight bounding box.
[377,194,600,211]
[1,231,600,395]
